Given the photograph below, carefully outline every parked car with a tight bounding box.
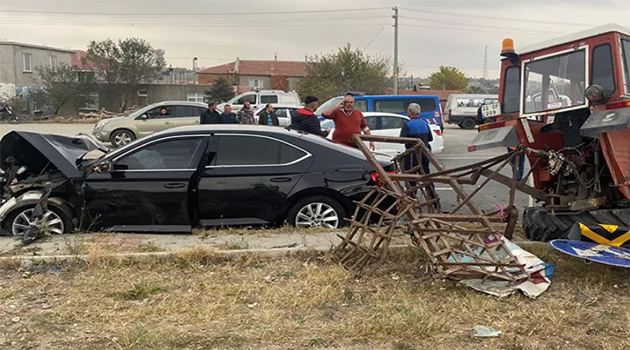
[0,126,394,236]
[92,101,208,148]
[444,94,498,129]
[253,104,301,127]
[315,95,444,130]
[218,90,301,113]
[320,112,444,156]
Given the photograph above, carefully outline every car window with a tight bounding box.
[209,135,306,166]
[374,99,437,114]
[194,106,207,116]
[380,116,406,130]
[260,95,279,104]
[274,108,287,119]
[174,106,196,118]
[235,94,257,105]
[116,137,204,170]
[354,100,368,112]
[364,116,377,130]
[147,106,174,119]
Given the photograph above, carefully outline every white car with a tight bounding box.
[253,104,301,127]
[320,112,444,156]
[218,90,301,113]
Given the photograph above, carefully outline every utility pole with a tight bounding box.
[483,45,488,80]
[393,6,399,95]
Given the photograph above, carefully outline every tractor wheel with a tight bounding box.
[523,206,630,242]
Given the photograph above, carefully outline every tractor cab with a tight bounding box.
[470,24,630,214]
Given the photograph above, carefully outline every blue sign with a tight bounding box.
[550,239,630,268]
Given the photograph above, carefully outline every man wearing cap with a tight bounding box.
[288,96,329,136]
[322,94,375,150]
[200,102,221,124]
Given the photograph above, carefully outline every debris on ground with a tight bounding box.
[78,106,140,120]
[331,135,553,298]
[473,325,503,338]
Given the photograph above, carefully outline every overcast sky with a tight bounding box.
[1,0,629,79]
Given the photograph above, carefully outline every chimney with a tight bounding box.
[234,57,240,74]
[274,53,277,61]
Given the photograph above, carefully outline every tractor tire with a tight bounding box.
[523,206,630,242]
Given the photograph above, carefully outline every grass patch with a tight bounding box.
[0,244,629,350]
[193,225,347,237]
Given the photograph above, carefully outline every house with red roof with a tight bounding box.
[198,57,308,91]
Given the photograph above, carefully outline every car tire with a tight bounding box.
[460,118,476,130]
[287,195,346,229]
[1,205,74,237]
[110,129,136,148]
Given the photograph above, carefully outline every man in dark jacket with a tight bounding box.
[288,96,329,137]
[220,105,237,124]
[200,102,221,124]
[258,104,279,126]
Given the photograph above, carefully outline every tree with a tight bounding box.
[298,44,392,102]
[34,63,96,116]
[86,38,165,111]
[465,85,487,94]
[429,66,469,90]
[206,77,235,103]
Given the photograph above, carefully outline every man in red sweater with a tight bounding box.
[322,94,375,150]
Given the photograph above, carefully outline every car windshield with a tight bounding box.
[320,119,335,129]
[315,97,342,115]
[523,49,586,114]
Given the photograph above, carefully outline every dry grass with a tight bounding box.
[0,245,629,350]
[62,234,166,256]
[193,225,348,237]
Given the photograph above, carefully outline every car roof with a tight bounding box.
[362,112,409,118]
[148,101,208,107]
[332,95,440,100]
[253,104,302,111]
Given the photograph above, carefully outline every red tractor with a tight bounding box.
[470,24,630,242]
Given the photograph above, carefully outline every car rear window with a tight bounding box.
[374,98,437,114]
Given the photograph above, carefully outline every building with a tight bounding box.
[0,41,74,91]
[198,58,308,91]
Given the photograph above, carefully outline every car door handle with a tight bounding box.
[270,177,292,183]
[164,183,186,189]
[165,121,173,125]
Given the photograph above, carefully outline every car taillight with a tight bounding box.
[370,170,397,186]
[433,129,442,136]
[479,121,506,131]
[605,100,630,110]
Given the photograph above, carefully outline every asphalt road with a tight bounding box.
[0,122,530,218]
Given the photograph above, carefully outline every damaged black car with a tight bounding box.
[0,126,393,237]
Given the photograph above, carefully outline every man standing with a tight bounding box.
[289,96,329,136]
[400,103,437,207]
[322,94,374,150]
[200,102,221,124]
[220,105,237,124]
[258,104,279,126]
[237,101,255,124]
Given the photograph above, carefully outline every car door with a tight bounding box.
[83,135,208,232]
[175,105,204,127]
[135,105,178,138]
[197,134,313,226]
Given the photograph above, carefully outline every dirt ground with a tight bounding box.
[0,242,629,350]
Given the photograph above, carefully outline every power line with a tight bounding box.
[400,16,557,35]
[0,21,390,28]
[0,7,390,16]
[400,23,559,36]
[399,6,597,27]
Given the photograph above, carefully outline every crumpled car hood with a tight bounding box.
[0,131,107,178]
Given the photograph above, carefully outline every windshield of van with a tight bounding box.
[523,49,586,114]
[315,97,342,115]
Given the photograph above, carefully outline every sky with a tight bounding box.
[1,0,629,79]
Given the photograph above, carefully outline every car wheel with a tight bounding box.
[2,205,74,237]
[287,195,346,229]
[110,129,136,148]
[460,118,476,130]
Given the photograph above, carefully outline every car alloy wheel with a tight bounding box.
[11,208,65,236]
[295,202,339,228]
[114,132,133,146]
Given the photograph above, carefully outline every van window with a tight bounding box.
[354,100,368,112]
[234,94,257,105]
[591,44,615,96]
[374,98,437,114]
[456,98,484,108]
[260,95,278,104]
[503,66,520,114]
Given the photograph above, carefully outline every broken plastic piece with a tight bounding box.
[473,325,503,338]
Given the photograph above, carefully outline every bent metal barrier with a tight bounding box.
[331,134,542,281]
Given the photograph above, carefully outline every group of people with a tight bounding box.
[200,101,281,126]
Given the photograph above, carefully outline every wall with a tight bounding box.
[96,83,213,112]
[0,43,73,87]
[0,45,13,85]
[288,77,302,91]
[237,75,271,89]
[198,73,235,85]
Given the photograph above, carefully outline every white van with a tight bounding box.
[445,94,498,129]
[218,90,301,112]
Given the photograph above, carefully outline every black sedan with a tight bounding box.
[0,126,392,235]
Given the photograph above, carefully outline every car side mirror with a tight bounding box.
[137,114,148,120]
[94,160,112,173]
